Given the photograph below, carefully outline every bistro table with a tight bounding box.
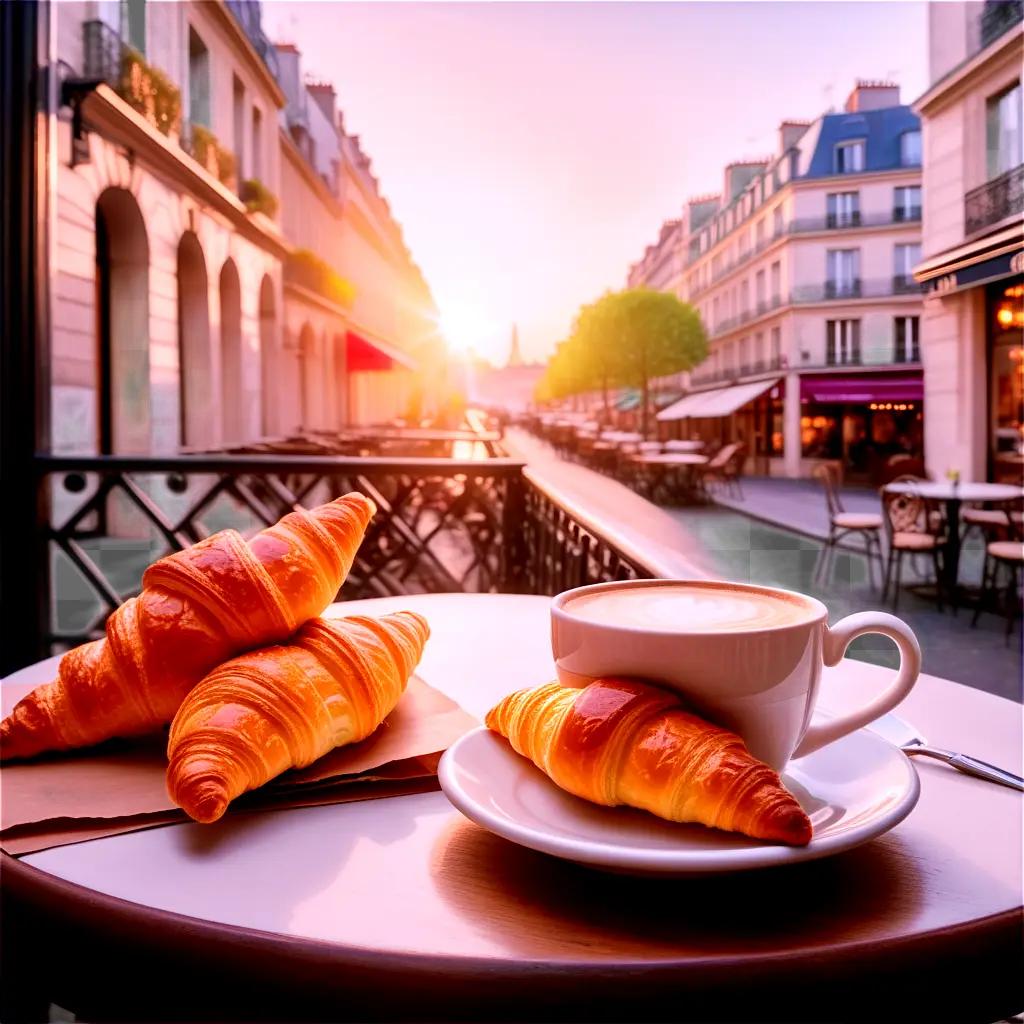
[2,593,1022,1022]
[664,439,706,453]
[634,453,710,503]
[883,480,1024,596]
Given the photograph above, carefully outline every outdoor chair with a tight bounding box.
[880,476,946,612]
[693,442,739,500]
[812,464,883,592]
[972,503,1024,640]
[960,498,1024,546]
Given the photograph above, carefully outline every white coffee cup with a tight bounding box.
[550,578,921,770]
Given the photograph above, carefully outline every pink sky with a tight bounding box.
[263,1,928,365]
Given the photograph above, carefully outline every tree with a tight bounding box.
[577,288,706,436]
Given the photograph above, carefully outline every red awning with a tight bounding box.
[346,330,417,372]
[800,374,923,404]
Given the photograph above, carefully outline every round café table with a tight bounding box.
[2,593,1022,1022]
[634,453,710,504]
[883,480,1023,597]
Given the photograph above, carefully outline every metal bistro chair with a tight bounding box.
[972,500,1024,640]
[812,464,884,592]
[880,477,946,612]
[694,442,741,500]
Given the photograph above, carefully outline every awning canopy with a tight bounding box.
[915,223,1022,293]
[346,330,417,372]
[800,374,923,404]
[615,388,642,411]
[657,378,780,421]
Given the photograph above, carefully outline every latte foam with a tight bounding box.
[564,582,817,632]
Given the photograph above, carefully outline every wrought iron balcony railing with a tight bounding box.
[980,0,1023,49]
[21,453,660,661]
[964,163,1024,235]
[82,19,181,136]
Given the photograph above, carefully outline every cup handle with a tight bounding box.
[793,612,921,759]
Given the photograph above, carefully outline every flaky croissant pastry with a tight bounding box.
[167,610,430,823]
[1,494,375,761]
[486,678,812,846]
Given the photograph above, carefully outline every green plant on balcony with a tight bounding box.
[188,124,236,188]
[285,249,356,308]
[241,178,279,218]
[119,47,181,137]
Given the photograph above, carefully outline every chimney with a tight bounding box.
[306,80,337,125]
[687,194,720,231]
[845,80,900,112]
[723,160,768,202]
[778,120,810,153]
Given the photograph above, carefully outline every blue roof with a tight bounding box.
[803,106,920,178]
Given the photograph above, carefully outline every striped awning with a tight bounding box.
[657,378,780,421]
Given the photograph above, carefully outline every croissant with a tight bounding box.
[167,610,430,823]
[486,678,812,846]
[1,494,375,761]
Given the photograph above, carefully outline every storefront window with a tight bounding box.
[989,280,1024,482]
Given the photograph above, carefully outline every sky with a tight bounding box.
[262,1,928,365]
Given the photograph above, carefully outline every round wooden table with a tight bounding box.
[883,480,1023,594]
[2,593,1022,1022]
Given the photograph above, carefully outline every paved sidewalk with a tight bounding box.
[709,475,881,542]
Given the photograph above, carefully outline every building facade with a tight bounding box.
[913,0,1023,484]
[50,0,438,458]
[629,82,925,482]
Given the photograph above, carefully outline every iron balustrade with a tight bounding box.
[964,163,1024,235]
[82,19,122,84]
[980,0,1023,49]
[23,453,660,662]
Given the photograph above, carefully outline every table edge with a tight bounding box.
[4,851,1021,978]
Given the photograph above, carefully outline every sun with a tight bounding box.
[439,305,495,357]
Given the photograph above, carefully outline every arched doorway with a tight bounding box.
[298,322,317,432]
[259,275,275,437]
[95,188,150,454]
[219,258,243,442]
[177,232,211,447]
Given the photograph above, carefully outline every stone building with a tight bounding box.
[629,82,925,483]
[913,0,1023,483]
[50,0,438,456]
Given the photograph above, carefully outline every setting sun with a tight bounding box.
[438,304,499,357]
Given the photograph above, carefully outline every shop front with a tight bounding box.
[798,373,925,485]
[988,277,1024,483]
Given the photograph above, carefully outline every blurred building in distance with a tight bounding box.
[629,81,924,484]
[466,325,546,413]
[913,0,1023,483]
[50,0,439,457]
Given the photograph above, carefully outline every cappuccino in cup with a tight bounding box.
[552,579,921,770]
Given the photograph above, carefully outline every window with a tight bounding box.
[827,191,860,227]
[834,140,866,174]
[894,316,920,363]
[770,327,781,365]
[233,75,246,185]
[740,279,749,314]
[986,80,1023,179]
[122,0,146,54]
[754,331,765,368]
[772,206,783,237]
[755,218,765,246]
[893,185,922,221]
[188,28,210,128]
[252,107,263,181]
[755,269,766,310]
[894,243,922,289]
[826,249,860,297]
[900,130,922,166]
[770,261,781,304]
[826,320,862,365]
[739,336,750,372]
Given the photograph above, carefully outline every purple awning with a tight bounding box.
[800,374,923,404]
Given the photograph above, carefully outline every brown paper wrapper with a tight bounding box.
[1,674,475,856]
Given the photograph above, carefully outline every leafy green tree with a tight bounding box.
[578,288,706,436]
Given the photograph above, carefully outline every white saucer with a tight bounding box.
[438,726,920,875]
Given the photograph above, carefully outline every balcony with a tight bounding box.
[893,206,922,223]
[689,355,784,387]
[824,279,862,300]
[83,20,181,137]
[225,0,281,80]
[792,278,924,304]
[979,0,1023,49]
[964,163,1024,235]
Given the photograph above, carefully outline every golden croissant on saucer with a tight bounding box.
[167,611,430,823]
[486,678,812,847]
[0,494,375,761]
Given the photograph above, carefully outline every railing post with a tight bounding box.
[1,0,52,674]
[499,469,529,594]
